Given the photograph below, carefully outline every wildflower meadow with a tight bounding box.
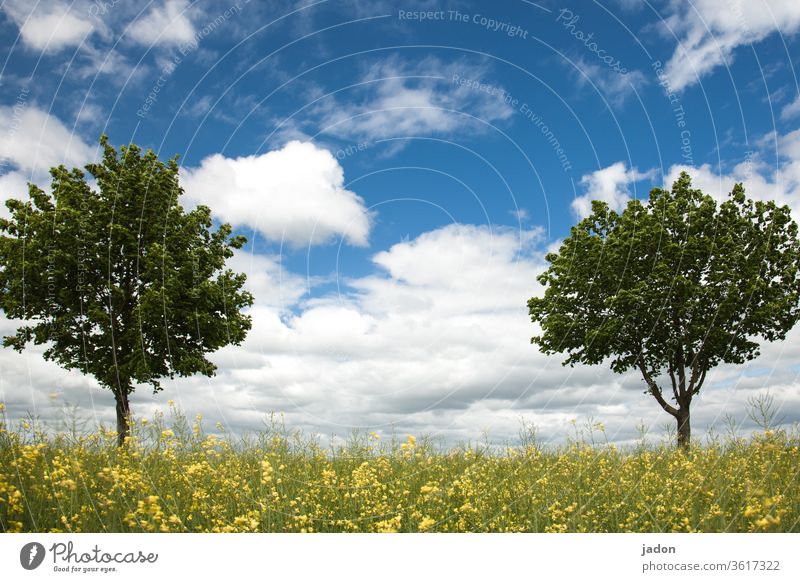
[1,403,798,533]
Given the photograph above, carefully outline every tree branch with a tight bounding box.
[687,355,706,400]
[672,313,687,400]
[637,357,680,417]
[675,347,687,398]
[667,360,680,404]
[692,365,707,396]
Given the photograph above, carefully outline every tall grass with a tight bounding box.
[1,404,798,532]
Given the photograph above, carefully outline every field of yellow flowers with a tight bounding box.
[1,403,798,533]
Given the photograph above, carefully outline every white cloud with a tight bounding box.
[183,95,214,118]
[0,105,94,174]
[362,224,543,313]
[662,0,800,92]
[575,129,800,227]
[510,208,530,221]
[74,101,105,126]
[0,171,31,215]
[74,45,140,81]
[572,59,648,106]
[128,0,196,46]
[0,0,188,77]
[664,128,800,218]
[0,105,95,217]
[314,56,515,141]
[2,1,95,52]
[181,140,371,247]
[196,223,555,438]
[571,162,655,218]
[781,94,800,121]
[228,250,307,312]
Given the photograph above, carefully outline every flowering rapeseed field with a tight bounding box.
[1,403,798,533]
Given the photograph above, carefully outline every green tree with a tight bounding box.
[0,136,253,445]
[528,172,800,448]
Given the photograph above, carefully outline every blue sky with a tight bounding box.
[1,0,800,445]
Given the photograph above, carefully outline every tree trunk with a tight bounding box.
[114,389,131,447]
[676,407,691,450]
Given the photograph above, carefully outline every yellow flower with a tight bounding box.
[418,517,436,532]
[375,515,402,533]
[754,515,780,530]
[400,435,417,458]
[420,483,439,495]
[261,459,273,484]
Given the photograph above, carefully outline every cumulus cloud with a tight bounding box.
[166,223,555,438]
[662,0,800,92]
[664,128,800,218]
[0,105,94,174]
[571,162,655,218]
[181,140,371,247]
[127,0,197,46]
[0,171,30,206]
[574,128,800,224]
[228,250,307,312]
[0,105,95,218]
[1,1,95,52]
[360,224,543,314]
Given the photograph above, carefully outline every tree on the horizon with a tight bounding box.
[528,172,800,448]
[0,135,253,445]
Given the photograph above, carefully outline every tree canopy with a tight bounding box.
[0,135,254,444]
[528,172,800,447]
